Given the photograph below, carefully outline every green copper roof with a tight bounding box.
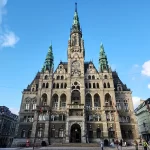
[42,44,54,72]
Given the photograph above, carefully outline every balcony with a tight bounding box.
[67,104,84,109]
[103,105,116,111]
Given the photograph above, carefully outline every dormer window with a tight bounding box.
[104,75,107,79]
[59,65,63,69]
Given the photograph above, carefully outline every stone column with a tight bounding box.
[81,121,86,143]
[92,94,94,110]
[65,121,70,143]
[102,111,108,138]
[102,122,108,138]
[115,122,122,139]
[43,121,49,144]
[80,88,85,104]
[58,95,60,110]
[31,111,38,143]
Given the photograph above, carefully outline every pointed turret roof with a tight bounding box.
[42,44,54,72]
[99,43,109,72]
[71,3,81,33]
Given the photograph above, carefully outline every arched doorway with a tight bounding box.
[70,124,81,143]
[71,90,81,104]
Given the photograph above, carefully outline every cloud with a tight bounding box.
[141,60,150,77]
[0,0,19,48]
[9,107,19,115]
[0,0,7,25]
[132,96,141,109]
[0,31,19,48]
[148,84,150,89]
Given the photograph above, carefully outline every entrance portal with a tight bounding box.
[70,123,81,143]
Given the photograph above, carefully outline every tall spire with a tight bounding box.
[99,43,109,72]
[42,44,54,72]
[71,2,81,33]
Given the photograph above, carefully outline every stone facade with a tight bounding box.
[135,98,150,142]
[13,3,139,146]
[0,106,18,148]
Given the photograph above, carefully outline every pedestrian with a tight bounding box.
[143,140,149,150]
[119,139,123,150]
[100,140,104,150]
[134,140,138,150]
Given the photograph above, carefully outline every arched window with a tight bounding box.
[57,76,60,80]
[60,94,66,108]
[42,94,47,106]
[52,94,58,108]
[46,83,49,88]
[27,130,32,138]
[128,130,133,138]
[103,83,106,88]
[64,83,67,88]
[59,129,64,137]
[61,76,64,80]
[85,94,92,109]
[92,75,95,80]
[97,83,99,88]
[44,75,48,80]
[97,128,101,138]
[76,86,80,90]
[61,83,63,88]
[42,83,45,88]
[107,83,110,88]
[32,101,36,110]
[88,75,91,80]
[85,83,88,88]
[25,101,30,110]
[94,94,100,107]
[93,83,96,88]
[23,116,27,122]
[89,83,91,88]
[56,83,59,88]
[37,128,43,138]
[105,93,112,106]
[32,88,35,92]
[21,130,26,138]
[104,75,107,79]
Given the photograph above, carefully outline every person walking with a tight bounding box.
[143,140,149,150]
[134,140,138,150]
[100,141,104,150]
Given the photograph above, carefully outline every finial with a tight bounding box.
[75,2,77,12]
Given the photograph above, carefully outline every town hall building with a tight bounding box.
[13,3,139,146]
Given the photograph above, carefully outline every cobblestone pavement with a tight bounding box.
[0,146,144,150]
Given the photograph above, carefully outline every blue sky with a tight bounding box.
[0,0,150,114]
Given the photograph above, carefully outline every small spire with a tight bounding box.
[75,2,77,12]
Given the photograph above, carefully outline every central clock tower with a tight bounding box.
[67,3,85,78]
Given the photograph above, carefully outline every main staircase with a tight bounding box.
[49,143,99,147]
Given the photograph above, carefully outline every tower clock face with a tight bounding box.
[71,61,81,76]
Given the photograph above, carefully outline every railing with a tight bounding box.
[103,105,115,111]
[67,104,84,109]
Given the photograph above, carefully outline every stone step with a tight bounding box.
[49,143,99,147]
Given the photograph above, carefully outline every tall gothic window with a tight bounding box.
[21,130,26,138]
[25,102,30,110]
[37,128,43,138]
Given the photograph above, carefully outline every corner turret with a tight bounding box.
[99,43,109,72]
[42,44,54,72]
